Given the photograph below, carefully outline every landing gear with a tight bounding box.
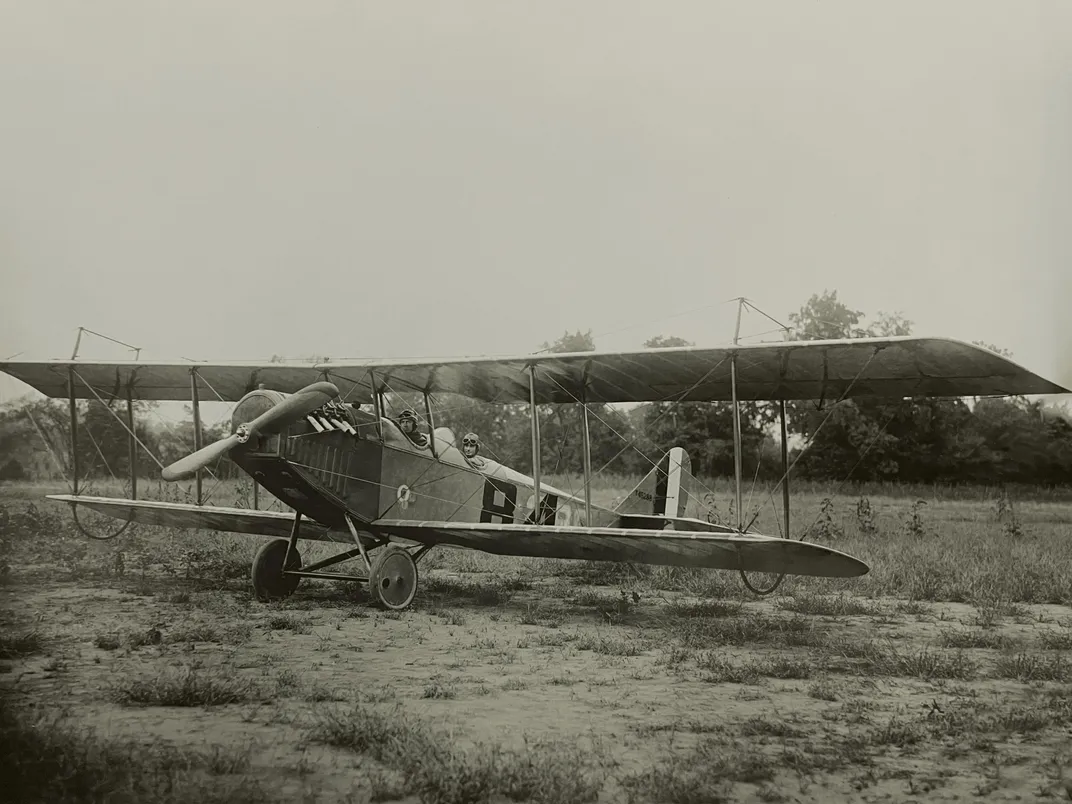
[247,512,429,610]
[251,538,302,601]
[369,545,419,611]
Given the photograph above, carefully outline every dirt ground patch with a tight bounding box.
[4,561,1072,803]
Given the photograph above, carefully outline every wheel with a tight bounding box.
[369,545,418,610]
[251,538,302,602]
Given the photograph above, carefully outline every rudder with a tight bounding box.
[614,447,692,518]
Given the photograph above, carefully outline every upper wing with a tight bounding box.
[372,520,869,579]
[3,336,1066,404]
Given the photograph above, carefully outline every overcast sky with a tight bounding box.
[2,1,1071,406]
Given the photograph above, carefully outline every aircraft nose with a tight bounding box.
[230,389,286,434]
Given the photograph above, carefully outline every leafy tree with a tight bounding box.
[787,290,866,341]
[782,291,1072,486]
[630,335,777,480]
[0,459,26,481]
[529,329,635,478]
[0,398,72,478]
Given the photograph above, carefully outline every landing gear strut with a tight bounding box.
[247,512,431,610]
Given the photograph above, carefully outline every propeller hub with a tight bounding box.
[235,423,253,444]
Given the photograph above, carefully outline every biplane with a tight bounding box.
[1,332,1067,610]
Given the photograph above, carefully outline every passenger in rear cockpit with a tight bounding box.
[461,432,486,469]
[398,409,430,449]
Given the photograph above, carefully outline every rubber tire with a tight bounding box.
[369,545,419,611]
[251,538,302,602]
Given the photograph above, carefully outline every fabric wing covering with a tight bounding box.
[2,336,1067,405]
[47,496,869,579]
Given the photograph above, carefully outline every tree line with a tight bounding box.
[2,290,1069,488]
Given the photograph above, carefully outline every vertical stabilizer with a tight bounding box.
[613,447,691,518]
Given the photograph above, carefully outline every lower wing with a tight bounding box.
[373,520,869,578]
[46,495,338,542]
[48,495,869,579]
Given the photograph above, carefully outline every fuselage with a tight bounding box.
[227,391,618,533]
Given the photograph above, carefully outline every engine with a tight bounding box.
[230,387,287,433]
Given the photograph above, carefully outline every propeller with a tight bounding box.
[161,381,339,481]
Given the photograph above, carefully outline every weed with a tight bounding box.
[674,612,827,650]
[873,645,978,680]
[664,599,744,618]
[856,496,877,535]
[993,491,1026,538]
[622,738,776,802]
[263,613,311,634]
[815,497,842,541]
[777,592,881,617]
[308,705,604,803]
[94,634,122,651]
[994,653,1071,682]
[807,678,840,701]
[112,666,268,707]
[937,629,1019,650]
[904,500,930,538]
[0,630,44,659]
[0,700,287,804]
[698,654,812,683]
[422,681,458,699]
[575,634,651,656]
[1039,630,1072,651]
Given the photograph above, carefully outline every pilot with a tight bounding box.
[461,432,486,468]
[397,409,430,448]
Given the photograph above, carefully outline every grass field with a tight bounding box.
[2,476,1072,802]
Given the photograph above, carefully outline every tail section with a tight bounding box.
[614,447,692,518]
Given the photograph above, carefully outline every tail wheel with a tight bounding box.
[369,545,418,611]
[251,538,302,602]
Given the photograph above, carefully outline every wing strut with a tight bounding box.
[68,367,79,496]
[580,386,593,525]
[126,379,137,500]
[779,398,790,538]
[528,365,542,520]
[423,391,436,456]
[730,299,744,530]
[190,368,203,505]
[731,299,786,596]
[369,369,384,441]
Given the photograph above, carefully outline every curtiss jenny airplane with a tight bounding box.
[1,332,1067,610]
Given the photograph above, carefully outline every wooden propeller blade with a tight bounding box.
[246,381,339,434]
[161,434,242,481]
[160,381,339,481]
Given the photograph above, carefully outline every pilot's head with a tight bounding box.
[398,409,419,434]
[462,432,480,459]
